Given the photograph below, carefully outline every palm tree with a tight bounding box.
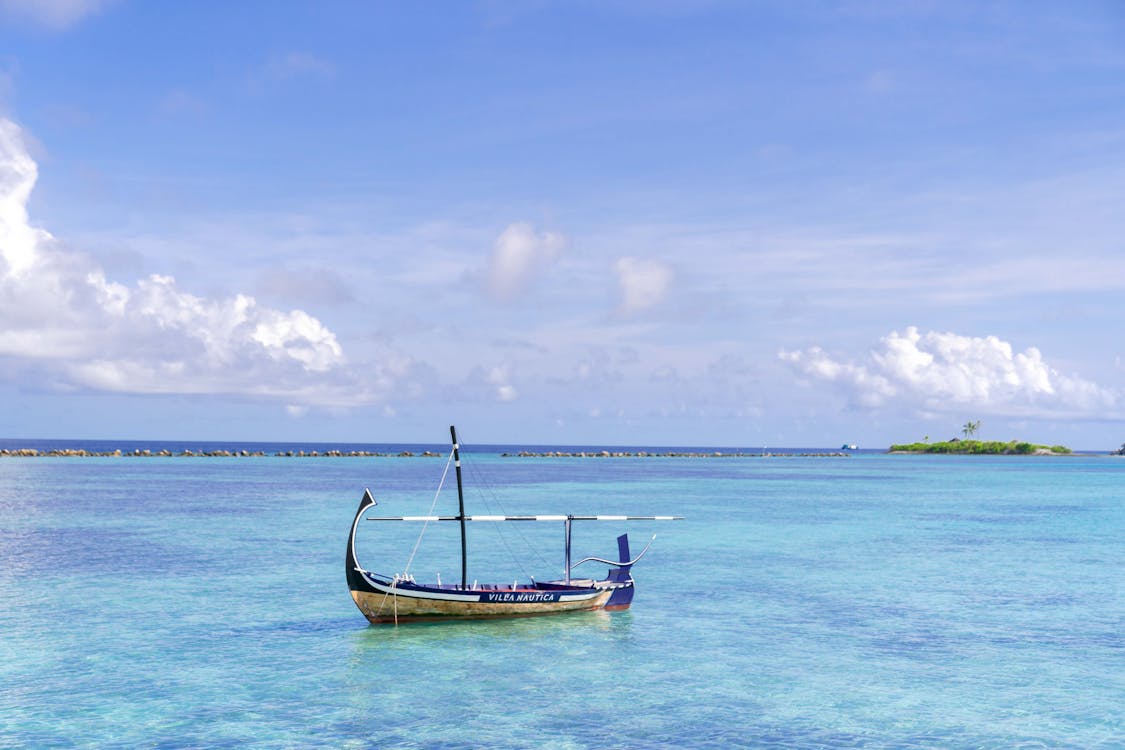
[962,420,981,439]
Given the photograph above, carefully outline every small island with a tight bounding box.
[889,439,1071,455]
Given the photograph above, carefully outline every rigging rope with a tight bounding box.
[374,446,455,621]
[462,447,556,577]
[401,446,454,578]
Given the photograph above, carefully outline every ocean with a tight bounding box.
[1,443,1122,748]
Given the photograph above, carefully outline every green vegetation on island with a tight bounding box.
[892,419,1070,455]
[889,439,1071,455]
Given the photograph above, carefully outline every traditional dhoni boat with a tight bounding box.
[346,426,681,624]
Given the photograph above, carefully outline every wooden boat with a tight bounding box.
[346,426,681,624]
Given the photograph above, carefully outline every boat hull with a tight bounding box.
[351,585,616,624]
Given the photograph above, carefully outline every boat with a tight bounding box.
[346,426,681,624]
[842,443,857,450]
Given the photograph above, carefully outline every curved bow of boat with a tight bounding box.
[346,488,379,595]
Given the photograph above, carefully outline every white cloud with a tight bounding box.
[486,222,566,302]
[487,364,518,402]
[780,327,1118,418]
[0,120,44,276]
[461,362,520,403]
[0,118,390,407]
[0,0,109,29]
[614,256,672,315]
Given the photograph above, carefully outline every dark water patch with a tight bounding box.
[317,721,1080,750]
[972,591,1084,608]
[867,624,966,660]
[939,533,997,548]
[981,624,1125,651]
[740,574,929,635]
[915,511,1037,525]
[692,469,908,484]
[0,526,219,578]
[1024,535,1084,545]
[223,616,358,638]
[1009,503,1091,515]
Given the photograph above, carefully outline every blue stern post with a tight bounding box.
[604,533,636,609]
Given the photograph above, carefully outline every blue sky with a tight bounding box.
[1,1,1124,448]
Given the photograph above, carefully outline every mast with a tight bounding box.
[450,425,468,589]
[564,515,572,584]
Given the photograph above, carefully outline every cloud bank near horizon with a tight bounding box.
[0,118,390,407]
[780,327,1118,421]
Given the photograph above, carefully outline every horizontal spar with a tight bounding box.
[366,515,683,522]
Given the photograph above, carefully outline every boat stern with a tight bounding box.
[602,534,637,610]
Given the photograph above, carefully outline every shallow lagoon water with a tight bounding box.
[1,450,1122,748]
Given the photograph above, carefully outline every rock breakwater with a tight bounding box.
[501,451,849,458]
[0,448,444,458]
[0,447,848,459]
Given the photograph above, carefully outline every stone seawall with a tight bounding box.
[0,448,443,458]
[0,447,850,458]
[502,451,849,458]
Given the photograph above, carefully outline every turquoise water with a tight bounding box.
[1,451,1122,748]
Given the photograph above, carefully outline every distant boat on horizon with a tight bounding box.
[842,443,858,450]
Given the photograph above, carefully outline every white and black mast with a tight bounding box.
[450,425,468,589]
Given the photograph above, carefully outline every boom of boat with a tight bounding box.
[346,426,682,624]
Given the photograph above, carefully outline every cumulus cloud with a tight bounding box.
[0,121,43,277]
[780,326,1117,418]
[614,256,672,315]
[486,222,566,302]
[488,364,519,402]
[462,363,519,403]
[0,118,386,406]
